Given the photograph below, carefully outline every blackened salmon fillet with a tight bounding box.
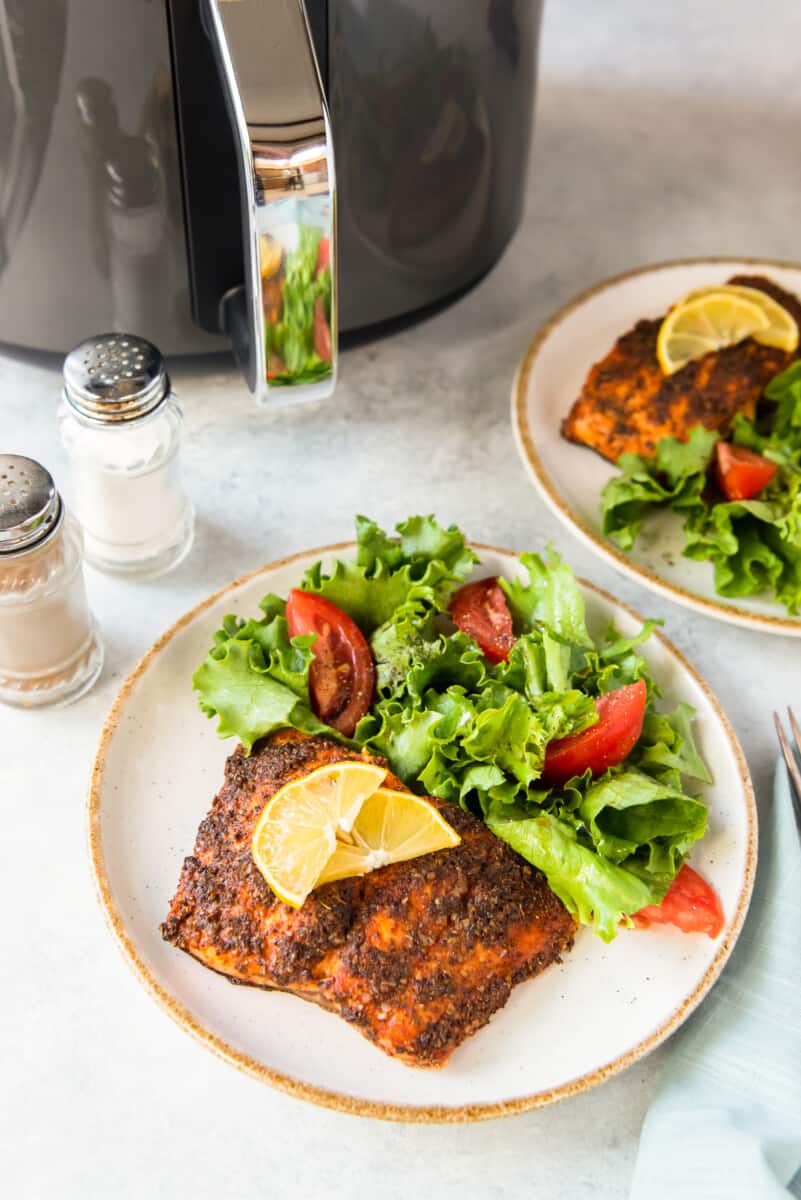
[162,731,576,1067]
[561,274,800,463]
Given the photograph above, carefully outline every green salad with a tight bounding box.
[600,361,801,614]
[193,515,713,941]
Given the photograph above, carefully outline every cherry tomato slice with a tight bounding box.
[542,680,647,786]
[714,442,777,501]
[285,590,375,736]
[449,578,516,663]
[631,864,724,937]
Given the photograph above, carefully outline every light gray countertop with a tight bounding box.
[2,1,801,1197]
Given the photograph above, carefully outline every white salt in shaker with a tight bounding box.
[0,456,103,707]
[58,334,194,576]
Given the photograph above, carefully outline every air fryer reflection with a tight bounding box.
[261,227,333,387]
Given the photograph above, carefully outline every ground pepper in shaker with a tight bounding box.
[0,456,103,707]
[58,333,194,576]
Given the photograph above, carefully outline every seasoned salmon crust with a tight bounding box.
[162,731,576,1067]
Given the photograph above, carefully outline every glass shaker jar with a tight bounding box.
[58,334,194,577]
[0,456,103,707]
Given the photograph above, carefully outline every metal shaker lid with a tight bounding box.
[63,333,169,422]
[0,455,63,553]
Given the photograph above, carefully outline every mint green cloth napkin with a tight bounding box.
[630,759,801,1199]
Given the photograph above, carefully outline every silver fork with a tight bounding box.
[773,707,801,842]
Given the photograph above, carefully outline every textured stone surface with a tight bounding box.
[2,1,801,1196]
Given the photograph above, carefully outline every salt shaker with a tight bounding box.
[0,456,103,708]
[58,334,194,576]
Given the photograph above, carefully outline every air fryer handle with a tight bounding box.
[201,0,337,403]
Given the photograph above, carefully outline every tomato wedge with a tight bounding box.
[541,680,647,786]
[631,864,724,937]
[449,578,516,663]
[714,442,777,501]
[285,590,375,736]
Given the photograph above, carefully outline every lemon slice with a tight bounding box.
[317,788,461,885]
[251,761,387,907]
[680,284,798,353]
[657,292,770,374]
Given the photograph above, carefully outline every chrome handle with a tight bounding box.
[202,0,336,403]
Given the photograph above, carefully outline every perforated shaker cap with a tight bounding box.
[0,455,63,553]
[63,333,169,422]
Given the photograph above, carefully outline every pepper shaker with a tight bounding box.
[0,456,103,707]
[58,334,194,577]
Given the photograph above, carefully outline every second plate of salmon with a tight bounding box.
[513,257,801,636]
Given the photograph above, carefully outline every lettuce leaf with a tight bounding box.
[192,595,332,752]
[600,427,718,550]
[574,619,663,699]
[500,548,592,644]
[633,701,712,783]
[484,806,663,941]
[299,514,477,632]
[499,549,592,692]
[683,489,801,612]
[762,360,801,447]
[574,768,707,873]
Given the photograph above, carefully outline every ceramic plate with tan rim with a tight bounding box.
[89,542,756,1122]
[513,257,801,636]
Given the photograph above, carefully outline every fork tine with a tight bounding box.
[774,711,801,840]
[786,707,801,834]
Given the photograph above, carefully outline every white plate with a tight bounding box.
[89,542,756,1122]
[513,257,801,636]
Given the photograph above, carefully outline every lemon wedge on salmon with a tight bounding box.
[657,285,799,374]
[317,788,461,885]
[657,291,771,374]
[251,761,460,907]
[681,283,798,353]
